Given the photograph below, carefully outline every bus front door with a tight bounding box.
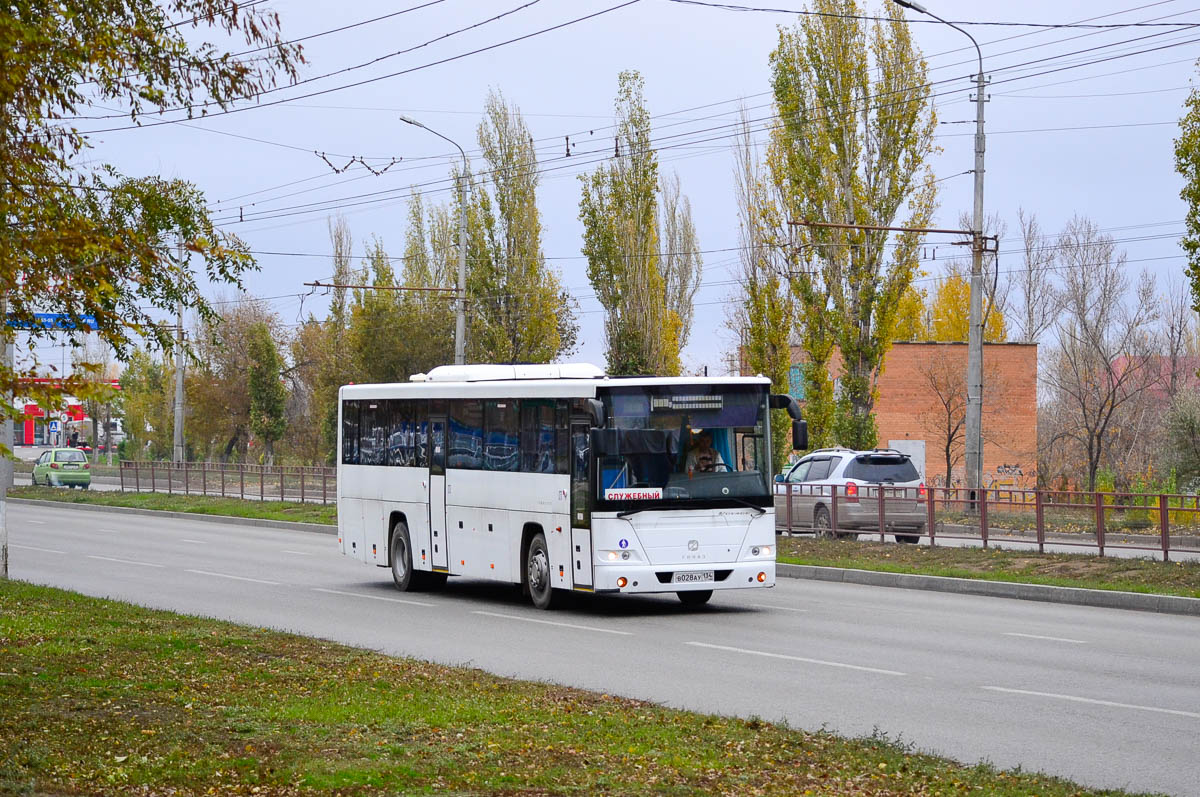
[429,416,449,572]
[570,420,593,589]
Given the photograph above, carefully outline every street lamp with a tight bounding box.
[892,0,988,500]
[398,115,469,367]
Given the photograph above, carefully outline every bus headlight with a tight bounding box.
[601,550,636,562]
[749,545,773,557]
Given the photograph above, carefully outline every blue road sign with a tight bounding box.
[48,420,60,433]
[6,313,98,331]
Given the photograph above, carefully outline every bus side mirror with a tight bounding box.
[770,393,803,420]
[792,420,808,452]
[585,399,605,429]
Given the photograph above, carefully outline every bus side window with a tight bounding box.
[387,400,409,466]
[414,400,429,468]
[555,401,570,475]
[520,399,557,474]
[449,400,483,469]
[484,400,519,472]
[341,400,360,465]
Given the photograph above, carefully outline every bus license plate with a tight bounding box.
[673,571,713,584]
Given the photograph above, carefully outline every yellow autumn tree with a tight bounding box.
[928,271,1007,342]
[892,282,931,342]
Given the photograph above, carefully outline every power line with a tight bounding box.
[663,0,1200,28]
[199,3,1197,210]
[204,22,1200,224]
[70,0,635,131]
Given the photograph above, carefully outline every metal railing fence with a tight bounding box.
[774,483,1200,561]
[119,460,336,504]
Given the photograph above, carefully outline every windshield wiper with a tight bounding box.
[618,499,689,519]
[617,497,766,518]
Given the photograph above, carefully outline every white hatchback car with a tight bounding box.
[775,448,927,543]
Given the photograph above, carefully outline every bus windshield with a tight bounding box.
[596,384,771,506]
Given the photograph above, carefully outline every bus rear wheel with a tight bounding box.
[525,532,557,610]
[390,521,415,592]
[677,590,712,606]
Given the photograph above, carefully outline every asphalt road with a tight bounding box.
[7,501,1200,796]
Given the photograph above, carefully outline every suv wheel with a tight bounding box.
[813,505,833,538]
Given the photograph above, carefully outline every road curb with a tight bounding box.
[777,563,1200,617]
[7,498,337,536]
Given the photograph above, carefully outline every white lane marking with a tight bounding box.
[185,569,279,585]
[180,539,205,545]
[13,543,66,554]
[313,587,434,607]
[87,555,164,568]
[751,603,808,613]
[981,686,1200,720]
[687,641,906,676]
[1003,632,1087,644]
[26,520,46,525]
[97,528,120,534]
[473,610,633,636]
[281,550,311,556]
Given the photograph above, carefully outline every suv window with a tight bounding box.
[55,449,87,463]
[806,457,833,481]
[787,460,811,482]
[843,454,919,483]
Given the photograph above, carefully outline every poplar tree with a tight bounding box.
[767,0,938,449]
[247,322,287,466]
[468,90,577,363]
[580,71,676,376]
[732,113,795,468]
[1176,75,1200,312]
[658,172,704,354]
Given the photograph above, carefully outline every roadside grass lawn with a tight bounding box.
[777,537,1200,598]
[0,582,1136,796]
[8,485,336,526]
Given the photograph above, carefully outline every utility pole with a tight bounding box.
[398,115,469,365]
[1,296,11,579]
[172,239,185,464]
[893,0,987,500]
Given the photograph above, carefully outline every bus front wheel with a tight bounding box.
[525,532,557,610]
[390,521,414,592]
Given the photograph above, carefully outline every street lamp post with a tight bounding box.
[398,115,468,366]
[893,0,987,500]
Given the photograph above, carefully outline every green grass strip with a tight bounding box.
[8,485,336,526]
[778,538,1200,598]
[0,581,1143,795]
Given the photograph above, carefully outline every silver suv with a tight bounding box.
[774,448,927,543]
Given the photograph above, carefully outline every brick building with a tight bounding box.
[750,342,1039,488]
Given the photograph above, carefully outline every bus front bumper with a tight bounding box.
[591,561,775,593]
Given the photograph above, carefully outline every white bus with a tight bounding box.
[336,363,807,609]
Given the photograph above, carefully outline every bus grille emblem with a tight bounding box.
[688,540,699,551]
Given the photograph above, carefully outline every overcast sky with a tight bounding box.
[35,0,1200,376]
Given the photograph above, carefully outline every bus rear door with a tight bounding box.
[429,415,449,572]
